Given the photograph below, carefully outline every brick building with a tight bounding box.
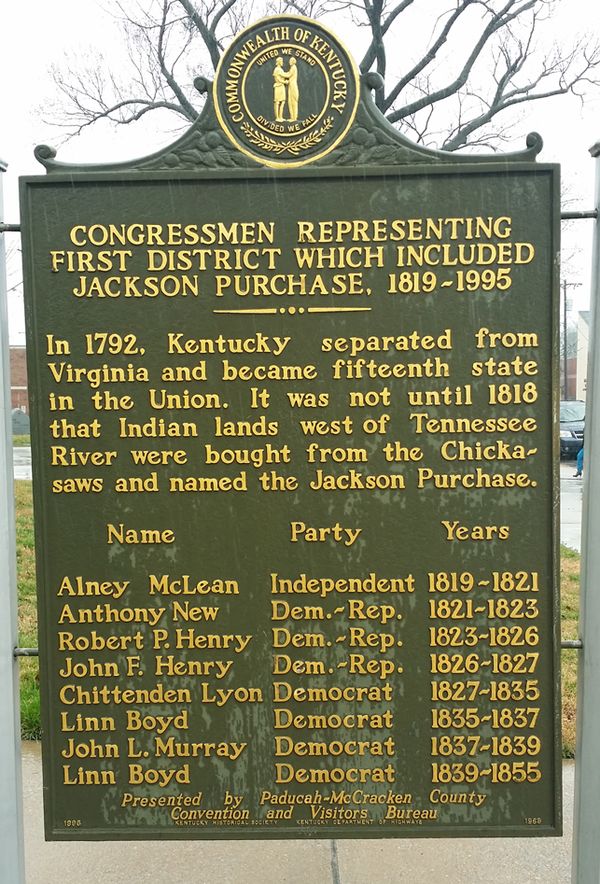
[10,346,28,412]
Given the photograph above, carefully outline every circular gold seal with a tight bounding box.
[213,16,360,168]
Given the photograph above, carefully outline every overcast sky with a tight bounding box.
[1,0,599,342]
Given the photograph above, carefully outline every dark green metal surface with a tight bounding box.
[19,15,560,842]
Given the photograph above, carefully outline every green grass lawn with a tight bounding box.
[14,479,582,753]
[13,435,31,447]
[561,545,580,757]
[15,480,40,738]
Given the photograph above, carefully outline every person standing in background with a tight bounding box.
[575,444,584,477]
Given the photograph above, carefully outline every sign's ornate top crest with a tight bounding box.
[213,16,360,168]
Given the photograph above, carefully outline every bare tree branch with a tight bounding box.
[385,0,539,121]
[175,0,222,68]
[156,1,199,119]
[360,0,416,75]
[440,22,600,148]
[43,0,600,153]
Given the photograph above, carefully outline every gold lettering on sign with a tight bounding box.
[28,117,553,841]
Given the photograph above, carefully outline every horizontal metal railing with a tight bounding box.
[12,640,585,657]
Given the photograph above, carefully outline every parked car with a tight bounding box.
[560,400,585,458]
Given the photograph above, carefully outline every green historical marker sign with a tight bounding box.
[20,16,561,840]
[213,17,359,167]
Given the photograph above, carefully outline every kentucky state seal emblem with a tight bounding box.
[213,17,360,168]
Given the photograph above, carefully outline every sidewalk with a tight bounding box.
[22,742,574,884]
[560,459,583,552]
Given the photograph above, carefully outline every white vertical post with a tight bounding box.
[572,143,600,883]
[0,162,25,884]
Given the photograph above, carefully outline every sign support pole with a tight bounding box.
[572,144,600,883]
[0,162,25,884]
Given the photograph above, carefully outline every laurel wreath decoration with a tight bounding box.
[240,117,334,156]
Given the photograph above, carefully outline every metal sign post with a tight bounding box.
[572,143,600,883]
[0,161,25,883]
